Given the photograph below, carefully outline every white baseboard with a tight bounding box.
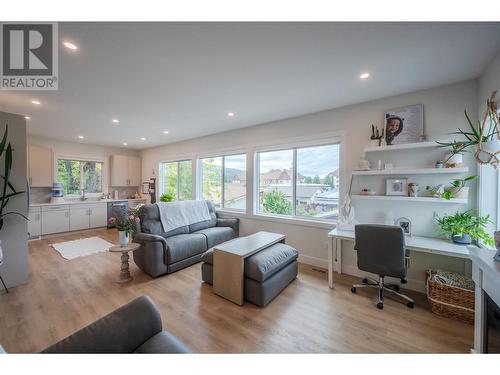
[298,254,328,269]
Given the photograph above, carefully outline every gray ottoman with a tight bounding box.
[201,242,298,307]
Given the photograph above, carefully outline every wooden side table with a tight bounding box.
[109,243,141,283]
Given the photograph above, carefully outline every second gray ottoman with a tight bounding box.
[201,242,298,307]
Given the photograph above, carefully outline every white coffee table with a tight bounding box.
[213,231,285,305]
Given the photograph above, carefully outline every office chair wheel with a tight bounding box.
[407,301,414,308]
[351,287,356,293]
[376,302,383,309]
[362,278,368,284]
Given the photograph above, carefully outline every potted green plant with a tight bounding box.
[441,175,477,200]
[159,192,175,202]
[437,91,500,166]
[436,210,494,246]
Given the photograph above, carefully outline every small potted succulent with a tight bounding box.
[436,210,494,246]
[108,210,141,247]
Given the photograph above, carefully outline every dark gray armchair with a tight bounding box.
[132,201,239,277]
[40,295,191,354]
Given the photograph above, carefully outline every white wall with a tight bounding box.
[141,79,479,292]
[0,112,28,289]
[27,135,140,193]
[477,50,500,236]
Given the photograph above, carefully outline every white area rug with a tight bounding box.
[51,237,115,260]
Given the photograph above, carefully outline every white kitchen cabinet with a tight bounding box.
[89,204,107,228]
[70,207,90,231]
[110,155,141,187]
[28,207,42,238]
[41,205,70,235]
[128,156,142,186]
[27,144,53,187]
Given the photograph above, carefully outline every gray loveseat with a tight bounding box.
[133,200,239,277]
[40,295,191,353]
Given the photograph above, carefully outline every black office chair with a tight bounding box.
[351,224,414,309]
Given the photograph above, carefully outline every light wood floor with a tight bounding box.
[0,229,473,353]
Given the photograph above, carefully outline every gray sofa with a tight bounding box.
[133,201,239,277]
[40,295,191,353]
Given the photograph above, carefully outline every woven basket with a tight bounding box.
[426,270,475,324]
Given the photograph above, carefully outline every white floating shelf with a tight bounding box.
[352,167,469,176]
[364,141,440,153]
[351,195,467,204]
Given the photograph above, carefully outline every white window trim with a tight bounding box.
[158,159,194,201]
[252,135,343,223]
[198,153,247,212]
[57,156,105,197]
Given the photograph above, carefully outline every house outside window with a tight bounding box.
[57,159,103,195]
[159,160,193,200]
[200,154,247,210]
[256,143,340,220]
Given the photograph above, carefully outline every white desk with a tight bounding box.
[327,228,471,288]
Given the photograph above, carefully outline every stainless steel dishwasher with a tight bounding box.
[107,200,128,228]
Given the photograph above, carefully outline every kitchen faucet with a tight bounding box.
[80,189,86,201]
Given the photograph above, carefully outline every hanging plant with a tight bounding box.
[0,125,27,231]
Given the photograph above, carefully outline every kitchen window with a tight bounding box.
[199,154,247,210]
[256,143,340,220]
[159,160,193,200]
[57,159,103,195]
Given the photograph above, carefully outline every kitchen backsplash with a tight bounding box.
[30,186,142,204]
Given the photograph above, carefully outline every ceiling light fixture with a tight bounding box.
[360,72,370,79]
[112,119,119,123]
[163,130,169,134]
[140,137,146,141]
[123,142,128,146]
[31,100,41,105]
[78,135,84,139]
[63,41,78,50]
[227,112,235,117]
[25,116,31,120]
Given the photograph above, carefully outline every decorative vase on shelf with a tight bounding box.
[370,139,379,147]
[118,231,130,247]
[444,152,463,167]
[450,186,469,199]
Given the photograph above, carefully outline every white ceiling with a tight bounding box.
[1,22,499,150]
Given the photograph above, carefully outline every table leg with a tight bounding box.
[213,250,244,305]
[328,238,334,288]
[118,252,132,283]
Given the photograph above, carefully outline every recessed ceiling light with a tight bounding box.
[123,142,128,146]
[78,135,84,139]
[360,72,370,79]
[227,112,235,117]
[63,41,78,50]
[112,119,120,123]
[24,116,31,120]
[140,137,146,141]
[31,100,41,105]
[163,130,169,134]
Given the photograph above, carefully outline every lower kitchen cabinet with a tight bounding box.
[41,205,70,235]
[37,202,108,236]
[28,207,42,238]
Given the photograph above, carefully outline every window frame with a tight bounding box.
[57,157,104,196]
[158,159,193,201]
[254,138,341,222]
[197,152,247,212]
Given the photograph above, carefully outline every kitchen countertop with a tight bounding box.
[30,198,147,207]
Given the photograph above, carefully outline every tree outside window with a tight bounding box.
[57,159,103,195]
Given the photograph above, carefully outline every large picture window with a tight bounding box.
[200,154,246,210]
[159,160,192,200]
[257,143,340,220]
[57,159,103,195]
